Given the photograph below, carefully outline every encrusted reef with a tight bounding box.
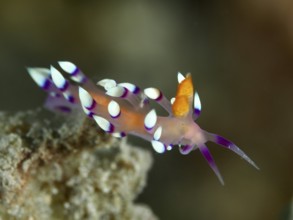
[0,109,156,220]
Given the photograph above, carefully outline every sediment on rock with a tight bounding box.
[0,109,157,220]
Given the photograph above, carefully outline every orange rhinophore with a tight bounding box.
[172,73,194,117]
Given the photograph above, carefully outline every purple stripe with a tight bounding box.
[200,146,214,164]
[199,145,224,184]
[216,135,231,147]
[59,81,69,92]
[56,106,71,113]
[42,79,51,90]
[143,98,150,105]
[86,100,96,111]
[194,108,201,115]
[133,86,140,94]
[121,88,128,98]
[88,112,94,118]
[180,145,193,154]
[108,123,115,133]
[144,125,154,131]
[155,91,163,101]
[81,76,87,84]
[120,132,126,137]
[110,111,121,119]
[67,95,75,103]
[50,93,61,98]
[71,67,79,76]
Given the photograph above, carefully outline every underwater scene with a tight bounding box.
[0,1,292,219]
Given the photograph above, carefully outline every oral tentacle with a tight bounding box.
[206,132,259,170]
[198,144,224,185]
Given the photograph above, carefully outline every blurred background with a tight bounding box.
[0,0,292,219]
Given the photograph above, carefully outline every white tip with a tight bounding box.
[58,61,77,74]
[166,145,173,151]
[153,126,162,141]
[93,115,113,132]
[112,132,125,138]
[194,92,201,111]
[119,82,136,93]
[50,66,66,89]
[27,67,50,87]
[144,88,161,100]
[97,79,117,91]
[151,140,166,153]
[78,87,94,108]
[144,109,157,130]
[170,97,176,105]
[49,92,59,97]
[177,72,185,83]
[108,100,120,118]
[81,105,91,115]
[106,86,125,97]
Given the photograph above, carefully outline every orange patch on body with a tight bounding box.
[172,73,194,117]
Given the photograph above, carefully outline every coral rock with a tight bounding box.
[0,109,157,220]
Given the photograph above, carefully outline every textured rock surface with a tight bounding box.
[0,109,156,220]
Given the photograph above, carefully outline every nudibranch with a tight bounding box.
[27,62,258,184]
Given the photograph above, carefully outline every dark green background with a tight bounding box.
[0,1,292,219]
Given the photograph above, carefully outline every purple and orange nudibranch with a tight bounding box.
[27,61,259,184]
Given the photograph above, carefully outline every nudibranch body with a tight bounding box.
[28,62,258,184]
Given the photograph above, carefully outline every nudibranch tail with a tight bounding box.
[27,61,259,185]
